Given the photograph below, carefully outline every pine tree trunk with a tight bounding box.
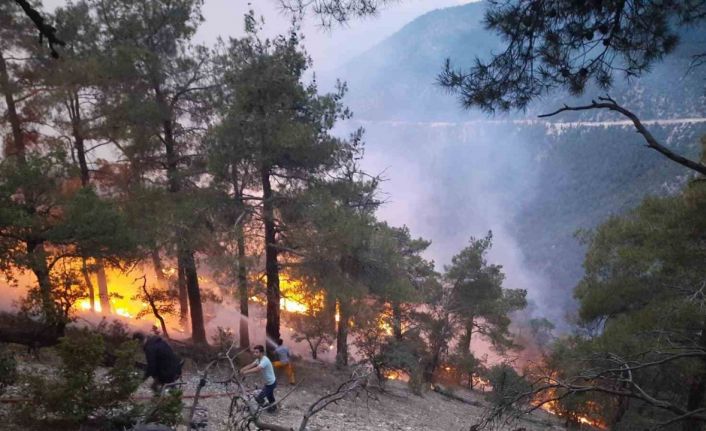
[26,240,54,321]
[68,90,90,187]
[81,258,96,312]
[324,292,337,331]
[177,261,189,326]
[458,318,474,356]
[424,314,450,383]
[261,165,280,350]
[237,223,250,348]
[181,249,207,345]
[232,169,250,349]
[96,260,111,314]
[336,299,350,368]
[391,301,403,340]
[0,51,24,161]
[151,248,167,288]
[157,84,203,337]
[683,319,706,431]
[69,91,116,316]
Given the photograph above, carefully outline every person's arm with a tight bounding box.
[241,367,258,376]
[241,361,264,376]
[239,360,258,374]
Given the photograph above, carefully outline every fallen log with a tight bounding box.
[0,313,62,349]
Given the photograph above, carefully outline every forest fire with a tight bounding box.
[249,275,318,315]
[384,370,409,382]
[74,266,153,318]
[535,394,607,429]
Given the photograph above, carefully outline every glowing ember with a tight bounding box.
[114,308,132,318]
[280,296,308,314]
[250,274,322,315]
[536,395,607,429]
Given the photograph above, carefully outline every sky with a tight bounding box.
[32,0,568,324]
[43,0,478,72]
[195,0,478,71]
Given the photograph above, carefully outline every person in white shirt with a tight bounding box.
[239,345,277,412]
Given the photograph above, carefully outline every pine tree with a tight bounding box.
[209,17,356,348]
[438,0,706,112]
[446,232,527,356]
[92,0,213,344]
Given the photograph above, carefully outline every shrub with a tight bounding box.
[0,345,17,394]
[485,363,531,407]
[12,329,153,430]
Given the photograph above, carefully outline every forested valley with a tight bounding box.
[0,1,705,431]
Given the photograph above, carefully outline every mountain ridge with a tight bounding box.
[330,2,706,322]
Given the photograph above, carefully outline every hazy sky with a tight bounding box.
[43,0,478,71]
[197,0,478,71]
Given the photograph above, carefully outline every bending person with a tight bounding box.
[273,338,296,385]
[133,332,183,393]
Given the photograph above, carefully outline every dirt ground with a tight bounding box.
[1,349,566,431]
[149,359,566,431]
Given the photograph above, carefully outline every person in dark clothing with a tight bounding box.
[133,332,183,393]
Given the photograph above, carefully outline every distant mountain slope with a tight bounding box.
[332,2,500,121]
[328,2,706,322]
[334,2,705,122]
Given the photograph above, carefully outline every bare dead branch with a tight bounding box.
[539,96,706,176]
[297,366,371,431]
[13,0,65,58]
[135,276,169,339]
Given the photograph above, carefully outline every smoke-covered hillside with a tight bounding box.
[327,2,706,321]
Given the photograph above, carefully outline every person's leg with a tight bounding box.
[255,386,267,406]
[286,363,295,385]
[266,382,277,412]
[150,378,163,395]
[272,361,283,380]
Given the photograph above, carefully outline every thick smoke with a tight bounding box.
[346,119,560,325]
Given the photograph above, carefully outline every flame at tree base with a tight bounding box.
[536,398,607,429]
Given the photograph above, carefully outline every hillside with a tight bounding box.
[328,2,706,320]
[0,346,566,431]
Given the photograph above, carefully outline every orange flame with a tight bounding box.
[536,392,607,429]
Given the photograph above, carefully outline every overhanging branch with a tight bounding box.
[539,96,706,176]
[13,0,65,58]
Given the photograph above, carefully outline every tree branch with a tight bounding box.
[539,96,706,176]
[13,0,65,58]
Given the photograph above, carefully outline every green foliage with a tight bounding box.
[446,231,527,354]
[379,335,428,394]
[353,302,428,393]
[279,0,394,28]
[485,363,531,407]
[439,0,706,112]
[525,181,706,429]
[143,389,184,427]
[14,329,142,429]
[290,305,335,360]
[0,345,17,395]
[0,151,141,324]
[448,352,486,388]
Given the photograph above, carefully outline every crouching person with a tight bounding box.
[240,345,277,412]
[273,338,296,385]
[133,332,183,394]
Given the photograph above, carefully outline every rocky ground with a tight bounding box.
[147,360,566,431]
[1,348,566,431]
